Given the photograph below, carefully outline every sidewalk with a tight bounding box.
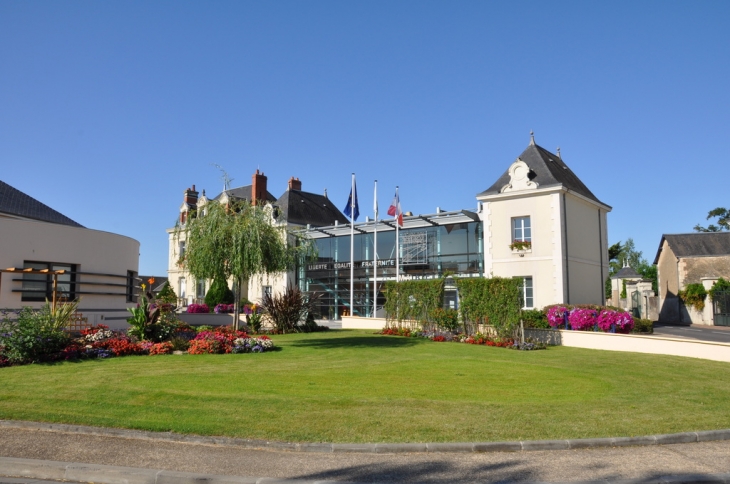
[2,422,730,483]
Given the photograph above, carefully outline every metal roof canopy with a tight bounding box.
[303,209,479,239]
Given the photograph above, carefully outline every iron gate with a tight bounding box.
[631,291,641,318]
[713,290,730,326]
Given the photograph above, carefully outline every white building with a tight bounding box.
[476,135,611,308]
[169,136,611,317]
[0,180,140,328]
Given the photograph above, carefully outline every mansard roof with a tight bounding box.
[275,189,348,227]
[213,185,277,203]
[478,142,607,207]
[0,180,84,227]
[653,232,730,264]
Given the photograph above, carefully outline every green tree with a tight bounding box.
[694,207,730,232]
[175,198,312,329]
[605,238,658,298]
[204,276,235,308]
[156,280,178,305]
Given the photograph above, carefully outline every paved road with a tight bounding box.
[3,425,730,483]
[653,323,730,344]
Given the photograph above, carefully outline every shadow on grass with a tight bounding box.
[289,335,422,349]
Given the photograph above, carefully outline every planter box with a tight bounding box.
[177,313,246,327]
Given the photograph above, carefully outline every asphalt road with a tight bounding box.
[3,425,730,483]
[653,323,730,343]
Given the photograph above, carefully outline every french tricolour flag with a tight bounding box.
[387,188,403,227]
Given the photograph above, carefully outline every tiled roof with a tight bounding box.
[275,189,349,227]
[0,180,83,227]
[477,143,608,207]
[612,266,641,279]
[213,185,277,203]
[653,232,730,264]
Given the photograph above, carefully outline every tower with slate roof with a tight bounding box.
[476,133,611,307]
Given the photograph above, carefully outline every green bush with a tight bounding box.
[632,318,653,334]
[383,279,444,326]
[431,308,459,332]
[521,309,549,329]
[204,277,234,309]
[156,281,178,304]
[0,306,70,364]
[455,277,521,338]
[679,283,707,311]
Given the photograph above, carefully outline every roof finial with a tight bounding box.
[556,146,561,159]
[530,130,535,145]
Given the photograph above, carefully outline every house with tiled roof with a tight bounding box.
[654,232,730,324]
[167,171,347,307]
[0,180,140,328]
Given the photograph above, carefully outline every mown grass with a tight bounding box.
[1,329,729,443]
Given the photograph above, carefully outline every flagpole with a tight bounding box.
[373,180,378,318]
[395,186,400,282]
[350,173,355,317]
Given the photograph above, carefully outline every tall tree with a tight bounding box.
[176,199,312,329]
[694,207,730,232]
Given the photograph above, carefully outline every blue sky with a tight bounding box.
[2,1,729,276]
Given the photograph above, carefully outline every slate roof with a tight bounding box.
[275,189,349,227]
[213,185,277,204]
[477,143,608,207]
[0,180,83,228]
[653,232,730,264]
[612,266,641,279]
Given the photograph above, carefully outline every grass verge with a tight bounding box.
[1,329,728,443]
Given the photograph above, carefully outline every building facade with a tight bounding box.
[0,180,140,329]
[168,137,611,319]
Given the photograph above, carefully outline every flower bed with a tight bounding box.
[544,304,635,333]
[380,328,546,350]
[0,320,275,367]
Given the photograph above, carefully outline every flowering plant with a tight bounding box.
[614,312,635,333]
[546,306,569,328]
[231,335,274,353]
[214,304,235,314]
[187,304,210,314]
[148,342,173,355]
[509,240,532,251]
[243,304,263,332]
[568,308,598,331]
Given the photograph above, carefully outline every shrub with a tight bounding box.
[261,285,321,333]
[455,277,521,337]
[169,336,191,351]
[632,318,654,334]
[710,278,730,300]
[187,303,210,314]
[204,277,235,308]
[679,283,708,311]
[0,306,71,364]
[431,308,460,332]
[521,309,549,329]
[156,281,178,304]
[546,306,569,328]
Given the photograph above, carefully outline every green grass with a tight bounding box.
[1,329,729,443]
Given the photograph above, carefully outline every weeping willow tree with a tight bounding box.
[175,199,312,329]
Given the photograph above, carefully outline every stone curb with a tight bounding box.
[2,420,730,455]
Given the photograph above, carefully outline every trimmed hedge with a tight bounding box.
[455,277,521,338]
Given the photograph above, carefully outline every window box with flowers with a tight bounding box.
[509,240,532,256]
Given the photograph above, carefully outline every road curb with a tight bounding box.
[2,419,730,455]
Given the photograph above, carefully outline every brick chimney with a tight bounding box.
[288,176,302,191]
[251,170,267,206]
[181,185,199,223]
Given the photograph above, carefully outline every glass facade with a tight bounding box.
[299,220,484,319]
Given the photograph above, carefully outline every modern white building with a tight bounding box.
[0,180,140,328]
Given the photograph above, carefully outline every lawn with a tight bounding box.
[1,329,729,443]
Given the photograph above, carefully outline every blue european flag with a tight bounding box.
[343,179,359,221]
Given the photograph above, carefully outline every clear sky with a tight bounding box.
[2,1,729,276]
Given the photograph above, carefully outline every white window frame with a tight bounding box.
[518,276,534,309]
[512,216,531,242]
[263,285,272,300]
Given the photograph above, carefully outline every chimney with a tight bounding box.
[181,185,199,223]
[251,170,267,206]
[288,177,302,191]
